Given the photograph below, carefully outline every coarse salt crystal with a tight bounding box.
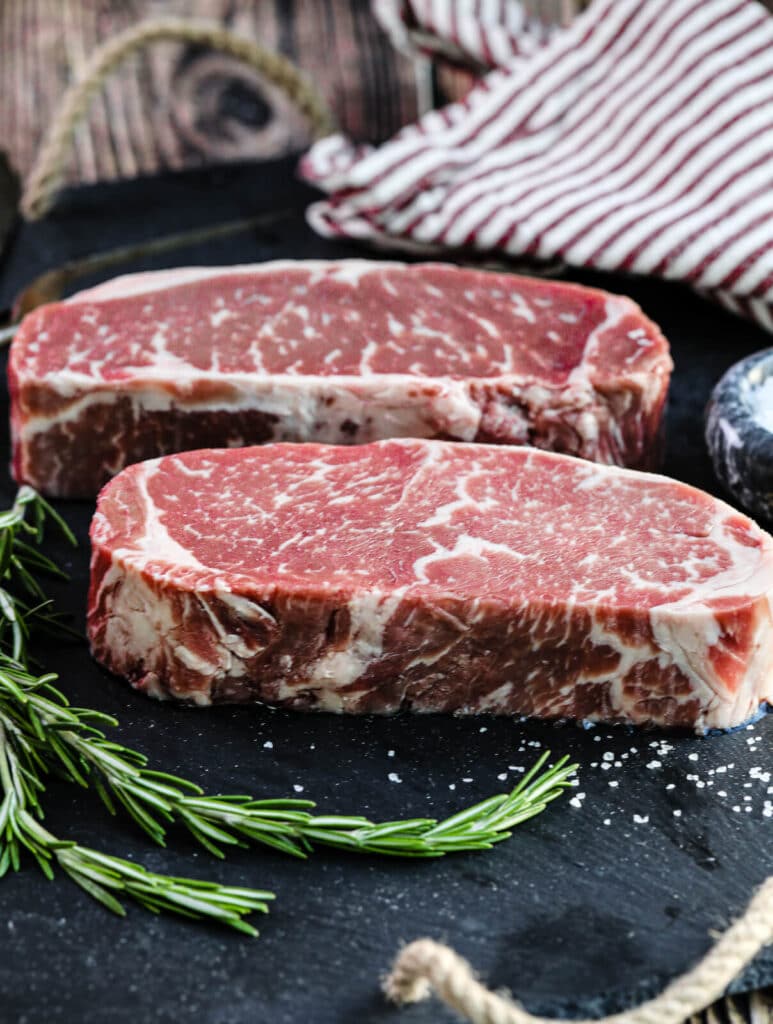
[388,773,402,784]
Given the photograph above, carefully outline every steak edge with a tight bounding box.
[9,260,672,497]
[87,439,773,731]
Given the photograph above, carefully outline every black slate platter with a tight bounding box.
[0,159,771,1024]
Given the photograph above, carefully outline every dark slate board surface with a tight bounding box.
[0,159,770,1024]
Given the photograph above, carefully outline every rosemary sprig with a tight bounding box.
[0,658,575,859]
[0,486,577,931]
[0,716,272,934]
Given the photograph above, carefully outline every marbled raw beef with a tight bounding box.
[9,261,671,497]
[88,439,773,730]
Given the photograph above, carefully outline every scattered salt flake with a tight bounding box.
[673,810,682,818]
[718,790,728,797]
[763,803,772,818]
[601,763,611,771]
[603,752,614,762]
[696,781,705,789]
[609,781,619,788]
[665,784,676,791]
[603,818,611,826]
[462,777,473,783]
[263,741,273,749]
[497,773,508,782]
[647,760,662,770]
[688,753,699,762]
[387,750,395,758]
[388,773,402,784]
[732,806,741,813]
[716,766,727,774]
[569,796,584,809]
[449,784,456,791]
[479,726,488,733]
[633,814,649,824]
[293,784,304,793]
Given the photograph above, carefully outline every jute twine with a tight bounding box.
[20,17,335,220]
[384,876,773,1023]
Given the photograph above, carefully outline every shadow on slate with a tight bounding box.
[0,157,770,1024]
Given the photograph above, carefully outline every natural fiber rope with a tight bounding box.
[20,17,335,220]
[384,876,773,1024]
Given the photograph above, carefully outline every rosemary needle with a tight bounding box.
[0,487,577,931]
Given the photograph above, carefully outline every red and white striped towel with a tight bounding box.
[371,0,557,68]
[302,0,773,331]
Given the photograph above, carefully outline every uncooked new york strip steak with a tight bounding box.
[88,440,773,731]
[9,260,671,498]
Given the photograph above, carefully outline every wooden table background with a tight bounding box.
[0,0,422,190]
[0,0,582,195]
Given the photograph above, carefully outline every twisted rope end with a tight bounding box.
[383,939,444,1005]
[383,877,773,1024]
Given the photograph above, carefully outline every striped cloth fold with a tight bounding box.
[301,0,773,332]
[371,0,556,68]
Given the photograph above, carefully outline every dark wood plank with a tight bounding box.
[0,0,420,187]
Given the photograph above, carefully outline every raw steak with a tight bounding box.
[9,260,672,498]
[87,439,773,731]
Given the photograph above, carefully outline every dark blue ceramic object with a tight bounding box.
[706,348,773,524]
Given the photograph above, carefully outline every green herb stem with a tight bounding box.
[0,487,576,931]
